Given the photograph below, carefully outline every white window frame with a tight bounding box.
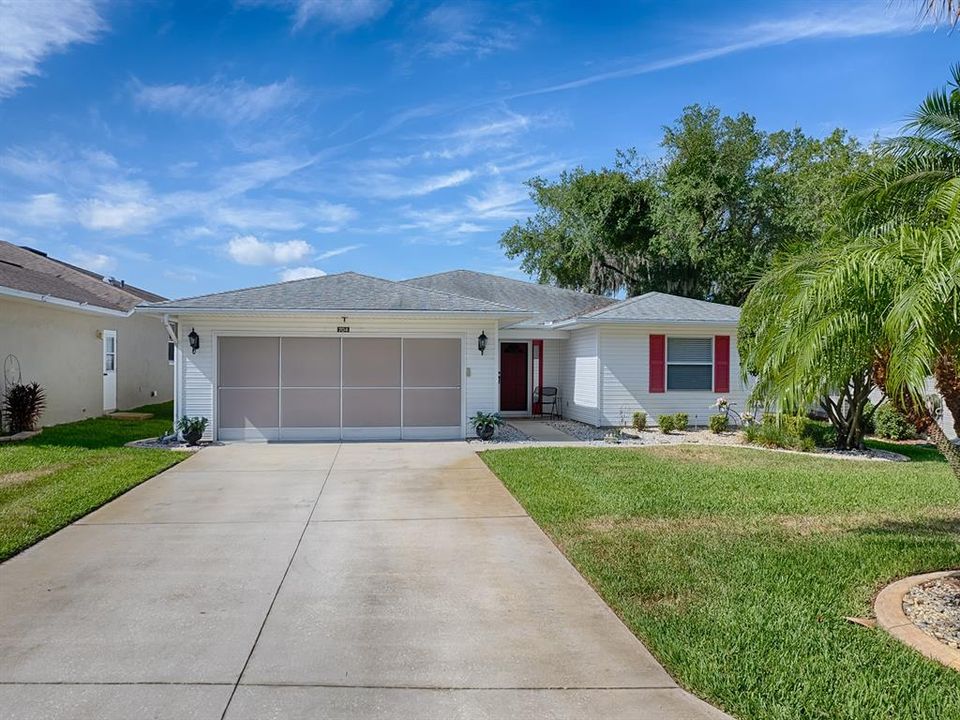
[666,336,713,392]
[167,341,176,366]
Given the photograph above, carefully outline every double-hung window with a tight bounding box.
[666,337,713,391]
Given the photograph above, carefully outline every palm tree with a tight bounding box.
[920,0,960,27]
[848,64,960,227]
[742,191,960,476]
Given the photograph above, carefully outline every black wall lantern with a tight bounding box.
[477,330,488,356]
[187,328,200,354]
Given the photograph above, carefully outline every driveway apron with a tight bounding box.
[0,442,729,720]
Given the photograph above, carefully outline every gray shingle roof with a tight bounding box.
[142,272,526,314]
[568,291,740,324]
[0,241,165,312]
[402,270,613,327]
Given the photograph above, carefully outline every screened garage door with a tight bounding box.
[217,337,462,441]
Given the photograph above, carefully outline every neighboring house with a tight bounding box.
[0,242,173,426]
[139,270,747,442]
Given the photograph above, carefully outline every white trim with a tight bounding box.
[499,327,570,340]
[140,307,528,318]
[552,317,738,329]
[0,284,132,317]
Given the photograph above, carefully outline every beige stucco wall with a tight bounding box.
[0,296,173,427]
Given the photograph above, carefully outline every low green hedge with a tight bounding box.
[745,414,836,452]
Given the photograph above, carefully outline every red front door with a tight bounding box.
[500,342,528,412]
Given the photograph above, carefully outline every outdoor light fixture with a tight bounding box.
[187,328,200,354]
[478,330,488,356]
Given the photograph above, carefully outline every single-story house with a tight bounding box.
[0,242,173,426]
[139,270,747,442]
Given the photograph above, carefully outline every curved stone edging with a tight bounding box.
[875,570,960,670]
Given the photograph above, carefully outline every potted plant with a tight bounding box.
[177,416,208,446]
[469,411,504,440]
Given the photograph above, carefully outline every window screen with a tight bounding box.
[168,341,175,364]
[666,337,712,390]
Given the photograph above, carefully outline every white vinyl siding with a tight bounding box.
[542,338,562,389]
[560,327,599,424]
[177,315,497,441]
[599,324,747,427]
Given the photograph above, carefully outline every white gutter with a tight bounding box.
[136,307,532,319]
[549,317,740,329]
[0,284,132,317]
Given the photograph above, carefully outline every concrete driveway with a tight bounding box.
[0,442,729,719]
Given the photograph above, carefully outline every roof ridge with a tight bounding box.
[388,272,524,312]
[143,270,360,306]
[404,268,613,301]
[578,290,656,317]
[143,270,526,313]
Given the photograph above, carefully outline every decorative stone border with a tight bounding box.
[0,429,41,443]
[875,570,960,670]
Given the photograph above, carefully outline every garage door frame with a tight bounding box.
[213,331,466,441]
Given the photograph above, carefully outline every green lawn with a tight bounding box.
[481,445,960,720]
[0,401,184,561]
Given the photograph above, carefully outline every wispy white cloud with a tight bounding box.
[241,0,391,31]
[508,4,929,100]
[133,77,302,124]
[70,249,116,273]
[313,201,357,232]
[0,0,104,99]
[417,1,520,58]
[362,168,475,199]
[279,265,326,281]
[316,244,361,260]
[12,193,71,226]
[78,198,157,232]
[226,235,312,265]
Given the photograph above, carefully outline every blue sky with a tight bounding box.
[0,0,953,298]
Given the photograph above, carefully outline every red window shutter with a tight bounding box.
[649,334,665,393]
[714,335,730,393]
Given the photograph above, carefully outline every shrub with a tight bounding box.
[632,411,647,431]
[873,404,916,440]
[745,414,833,452]
[709,414,729,433]
[861,400,877,435]
[673,413,688,431]
[658,414,676,433]
[2,382,46,434]
[745,422,815,452]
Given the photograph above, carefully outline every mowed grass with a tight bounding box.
[481,445,960,720]
[0,401,184,560]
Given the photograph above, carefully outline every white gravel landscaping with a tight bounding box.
[546,419,744,446]
[466,422,533,444]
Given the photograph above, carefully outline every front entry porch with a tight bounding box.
[498,339,560,418]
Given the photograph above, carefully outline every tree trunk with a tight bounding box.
[926,417,960,481]
[934,354,960,437]
[894,382,960,482]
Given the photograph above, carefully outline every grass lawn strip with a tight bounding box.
[0,401,184,561]
[481,445,960,720]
